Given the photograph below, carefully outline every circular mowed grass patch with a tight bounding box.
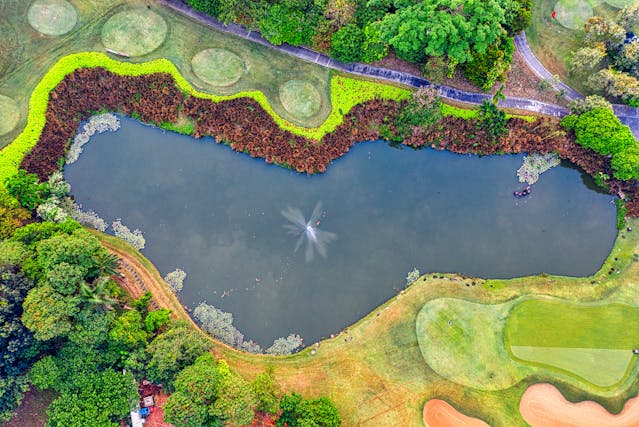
[101,9,167,57]
[191,48,246,87]
[0,95,20,136]
[555,0,593,31]
[27,0,77,36]
[279,80,322,119]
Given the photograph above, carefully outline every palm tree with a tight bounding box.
[74,278,119,310]
[94,251,123,278]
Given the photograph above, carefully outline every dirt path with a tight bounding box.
[423,399,490,427]
[520,383,639,427]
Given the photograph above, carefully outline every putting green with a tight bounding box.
[101,9,167,57]
[279,80,322,119]
[27,0,77,36]
[506,299,639,387]
[416,298,527,390]
[511,346,633,387]
[191,48,245,87]
[555,0,593,30]
[0,95,20,136]
[605,0,636,8]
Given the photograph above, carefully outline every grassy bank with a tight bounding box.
[91,217,639,426]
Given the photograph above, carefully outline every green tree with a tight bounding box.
[145,321,213,387]
[144,308,171,333]
[30,356,62,391]
[501,0,531,36]
[462,36,514,91]
[210,363,259,426]
[584,16,625,50]
[617,2,639,32]
[251,368,281,414]
[108,309,147,355]
[35,229,103,280]
[568,95,613,115]
[163,391,209,427]
[278,392,341,427]
[0,269,36,422]
[331,24,365,62]
[46,262,86,295]
[45,370,137,427]
[570,44,607,77]
[259,4,316,46]
[376,0,506,65]
[0,188,30,240]
[22,284,79,341]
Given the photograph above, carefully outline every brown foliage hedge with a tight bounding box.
[20,67,639,215]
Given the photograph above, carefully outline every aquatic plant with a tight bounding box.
[111,219,145,250]
[66,113,120,164]
[193,302,262,353]
[517,153,561,185]
[405,268,421,286]
[266,334,303,356]
[164,268,186,292]
[282,201,337,262]
[71,203,107,232]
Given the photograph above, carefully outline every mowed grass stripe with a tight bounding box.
[511,346,634,387]
[505,299,639,349]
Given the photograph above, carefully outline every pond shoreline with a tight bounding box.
[19,66,638,217]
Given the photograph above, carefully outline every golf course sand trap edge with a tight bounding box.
[520,383,639,427]
[423,399,490,427]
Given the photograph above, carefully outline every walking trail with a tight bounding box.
[159,0,639,137]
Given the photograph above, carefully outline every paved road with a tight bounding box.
[159,0,638,134]
[515,32,639,137]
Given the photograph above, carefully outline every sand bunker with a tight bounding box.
[520,383,639,427]
[423,399,490,427]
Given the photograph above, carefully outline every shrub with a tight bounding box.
[463,37,514,92]
[258,5,315,46]
[5,170,46,211]
[573,108,635,156]
[611,146,639,181]
[560,114,578,130]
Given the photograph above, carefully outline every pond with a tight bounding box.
[64,117,617,346]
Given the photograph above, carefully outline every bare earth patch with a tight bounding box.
[423,399,490,427]
[520,383,639,427]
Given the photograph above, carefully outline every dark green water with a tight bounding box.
[64,117,617,346]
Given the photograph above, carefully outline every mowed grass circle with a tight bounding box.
[0,95,20,136]
[101,9,167,57]
[555,0,593,30]
[279,80,322,119]
[191,48,246,87]
[27,0,77,36]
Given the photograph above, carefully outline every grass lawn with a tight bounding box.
[527,0,624,93]
[89,217,639,425]
[506,300,639,349]
[505,299,639,388]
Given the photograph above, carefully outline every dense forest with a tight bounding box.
[185,0,532,90]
